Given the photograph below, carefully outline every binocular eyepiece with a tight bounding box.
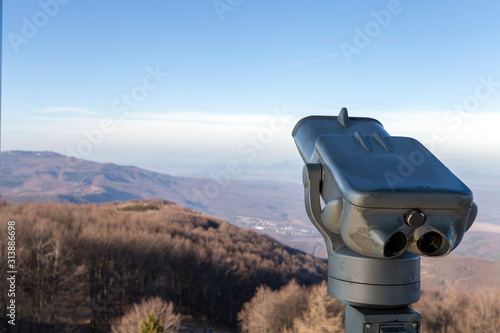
[294,108,477,259]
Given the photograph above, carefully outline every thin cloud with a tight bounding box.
[4,109,498,167]
[35,107,98,115]
[242,52,341,79]
[126,111,295,126]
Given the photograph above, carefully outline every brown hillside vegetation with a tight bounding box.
[238,281,500,333]
[1,199,499,333]
[0,200,326,332]
[421,254,500,293]
[111,297,180,333]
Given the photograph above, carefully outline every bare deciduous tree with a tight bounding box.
[111,297,180,333]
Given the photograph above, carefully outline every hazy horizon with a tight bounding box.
[2,149,499,234]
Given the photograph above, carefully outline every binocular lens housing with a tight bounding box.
[384,232,407,257]
[418,232,443,255]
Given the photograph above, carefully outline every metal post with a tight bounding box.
[328,246,421,333]
[345,305,421,333]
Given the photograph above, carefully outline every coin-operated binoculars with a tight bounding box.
[293,108,477,333]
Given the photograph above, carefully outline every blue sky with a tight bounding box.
[1,0,500,177]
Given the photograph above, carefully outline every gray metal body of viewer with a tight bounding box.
[292,108,477,333]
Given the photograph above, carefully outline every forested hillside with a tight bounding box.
[1,199,499,333]
[0,199,326,332]
[238,280,500,333]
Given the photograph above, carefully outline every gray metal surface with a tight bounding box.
[293,108,476,332]
[329,279,420,309]
[328,246,420,308]
[292,108,388,163]
[345,305,421,333]
[315,134,473,209]
[329,246,420,285]
[294,108,477,258]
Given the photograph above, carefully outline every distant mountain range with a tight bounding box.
[0,151,321,254]
[1,150,499,261]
